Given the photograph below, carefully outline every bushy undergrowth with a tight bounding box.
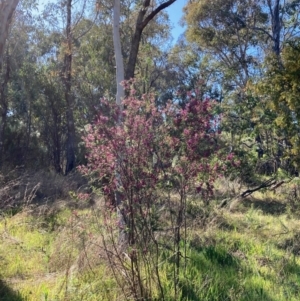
[1,91,300,300]
[0,168,87,211]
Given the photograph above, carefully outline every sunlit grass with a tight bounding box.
[1,188,300,300]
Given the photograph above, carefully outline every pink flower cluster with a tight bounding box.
[80,89,227,207]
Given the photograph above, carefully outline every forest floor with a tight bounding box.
[1,173,300,301]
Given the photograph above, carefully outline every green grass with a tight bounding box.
[1,187,300,300]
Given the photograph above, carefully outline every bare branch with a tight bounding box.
[240,178,277,198]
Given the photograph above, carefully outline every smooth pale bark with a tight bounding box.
[113,0,127,247]
[0,0,19,66]
[63,0,76,174]
[113,0,125,105]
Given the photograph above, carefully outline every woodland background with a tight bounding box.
[0,0,300,178]
[1,0,300,300]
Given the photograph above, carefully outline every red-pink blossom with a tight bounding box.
[79,90,229,210]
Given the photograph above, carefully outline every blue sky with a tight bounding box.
[37,0,186,42]
[166,0,186,43]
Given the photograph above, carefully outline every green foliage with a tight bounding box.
[2,1,300,298]
[184,0,267,90]
[0,0,175,172]
[182,0,300,179]
[255,40,300,169]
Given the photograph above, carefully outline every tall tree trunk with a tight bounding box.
[0,0,18,165]
[113,0,125,105]
[113,0,127,247]
[0,50,9,164]
[267,0,281,56]
[0,0,19,66]
[50,98,62,173]
[63,0,76,174]
[124,0,177,80]
[272,0,281,56]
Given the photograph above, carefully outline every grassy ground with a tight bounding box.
[1,179,300,300]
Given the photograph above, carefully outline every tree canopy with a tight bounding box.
[0,0,300,180]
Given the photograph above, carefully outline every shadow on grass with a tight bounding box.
[241,197,286,215]
[175,244,277,301]
[277,232,300,256]
[0,279,24,301]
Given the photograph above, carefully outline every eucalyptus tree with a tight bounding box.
[0,0,44,167]
[37,0,99,173]
[112,0,178,98]
[184,0,300,87]
[0,0,19,65]
[183,0,300,178]
[162,39,225,107]
[125,10,174,96]
[254,41,300,171]
[124,0,177,80]
[184,0,268,91]
[0,0,19,163]
[183,0,267,174]
[262,0,300,56]
[63,0,76,174]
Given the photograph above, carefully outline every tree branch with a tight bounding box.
[240,178,277,198]
[141,0,177,30]
[125,0,177,80]
[251,26,274,41]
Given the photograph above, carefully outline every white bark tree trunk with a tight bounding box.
[63,0,76,174]
[113,0,126,247]
[113,0,125,106]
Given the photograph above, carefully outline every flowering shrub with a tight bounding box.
[80,88,229,241]
[79,88,228,299]
[80,91,223,202]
